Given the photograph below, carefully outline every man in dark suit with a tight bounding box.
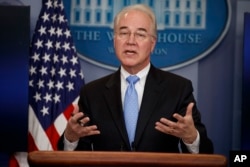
[58,4,213,154]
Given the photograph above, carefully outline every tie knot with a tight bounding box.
[126,75,139,85]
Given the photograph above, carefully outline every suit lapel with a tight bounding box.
[134,65,164,145]
[103,70,130,147]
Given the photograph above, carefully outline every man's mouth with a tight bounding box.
[125,50,137,55]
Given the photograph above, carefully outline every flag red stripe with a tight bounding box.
[28,132,38,152]
[64,104,74,120]
[9,155,19,167]
[46,124,60,150]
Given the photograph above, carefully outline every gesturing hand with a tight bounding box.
[64,104,100,142]
[155,103,197,144]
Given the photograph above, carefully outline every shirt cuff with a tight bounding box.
[182,130,200,154]
[63,135,79,151]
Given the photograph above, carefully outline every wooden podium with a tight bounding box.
[28,151,227,167]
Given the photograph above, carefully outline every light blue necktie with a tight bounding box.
[124,75,140,146]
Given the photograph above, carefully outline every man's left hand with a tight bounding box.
[155,103,197,144]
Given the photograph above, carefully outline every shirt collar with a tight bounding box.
[120,64,150,81]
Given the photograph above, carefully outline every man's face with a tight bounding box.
[114,10,156,74]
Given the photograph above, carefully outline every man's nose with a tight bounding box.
[127,33,136,44]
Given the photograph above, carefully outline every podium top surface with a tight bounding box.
[28,151,227,167]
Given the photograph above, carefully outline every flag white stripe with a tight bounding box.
[28,105,53,150]
[14,152,29,167]
[54,113,67,136]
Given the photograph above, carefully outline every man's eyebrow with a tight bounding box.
[119,26,128,30]
[118,27,148,32]
[137,28,147,32]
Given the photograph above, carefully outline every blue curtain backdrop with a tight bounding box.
[242,12,250,150]
[0,5,29,167]
[0,5,29,151]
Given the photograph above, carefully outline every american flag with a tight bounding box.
[9,0,84,166]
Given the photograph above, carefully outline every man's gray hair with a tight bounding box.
[113,4,157,37]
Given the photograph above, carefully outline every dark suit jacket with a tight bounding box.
[58,64,213,153]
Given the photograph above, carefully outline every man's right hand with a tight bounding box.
[64,105,100,142]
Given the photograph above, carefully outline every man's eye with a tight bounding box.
[136,33,146,37]
[120,32,129,35]
[135,33,147,39]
